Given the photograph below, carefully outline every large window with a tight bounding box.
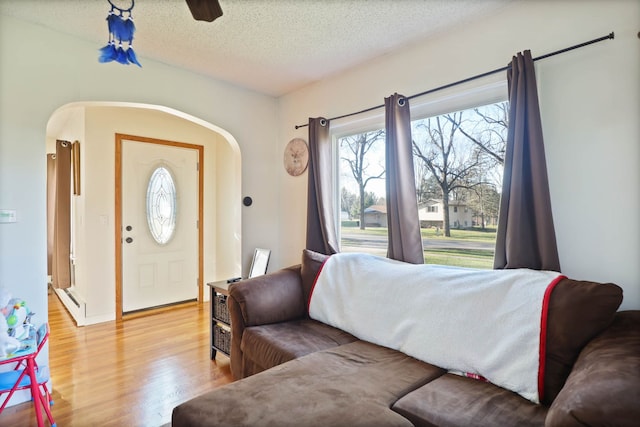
[337,99,508,268]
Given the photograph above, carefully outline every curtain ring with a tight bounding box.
[397,97,406,107]
[319,118,327,127]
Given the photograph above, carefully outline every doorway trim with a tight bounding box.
[115,133,204,321]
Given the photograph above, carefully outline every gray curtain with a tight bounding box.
[52,139,72,289]
[494,51,561,271]
[306,117,339,255]
[385,93,424,264]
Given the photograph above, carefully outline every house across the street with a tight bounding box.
[418,199,473,229]
[364,200,473,229]
[363,204,387,227]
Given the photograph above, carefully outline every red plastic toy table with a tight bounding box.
[0,326,55,427]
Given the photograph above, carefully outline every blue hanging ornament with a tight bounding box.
[99,0,141,67]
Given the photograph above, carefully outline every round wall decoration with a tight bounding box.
[283,138,309,176]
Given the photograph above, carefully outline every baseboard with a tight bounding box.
[83,313,116,325]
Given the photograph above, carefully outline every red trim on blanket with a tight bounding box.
[307,258,331,313]
[538,274,566,402]
[464,372,488,382]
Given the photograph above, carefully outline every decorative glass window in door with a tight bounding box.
[146,166,177,245]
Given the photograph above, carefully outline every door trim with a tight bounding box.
[115,133,204,321]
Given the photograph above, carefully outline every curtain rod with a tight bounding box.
[294,31,614,129]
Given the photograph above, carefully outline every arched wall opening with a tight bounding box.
[46,101,242,325]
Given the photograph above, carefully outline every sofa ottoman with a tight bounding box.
[172,340,446,427]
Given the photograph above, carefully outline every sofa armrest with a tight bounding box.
[545,310,640,427]
[229,265,305,326]
[227,265,305,379]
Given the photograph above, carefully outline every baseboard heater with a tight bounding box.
[55,286,86,326]
[64,288,80,308]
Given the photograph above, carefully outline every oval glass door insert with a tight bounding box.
[146,166,177,245]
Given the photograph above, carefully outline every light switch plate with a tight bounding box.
[0,209,17,223]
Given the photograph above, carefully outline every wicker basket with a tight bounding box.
[213,293,230,324]
[213,324,231,355]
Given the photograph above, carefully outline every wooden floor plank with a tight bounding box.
[0,292,233,426]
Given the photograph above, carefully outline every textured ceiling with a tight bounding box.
[0,0,514,97]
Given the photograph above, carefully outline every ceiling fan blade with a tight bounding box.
[185,0,223,22]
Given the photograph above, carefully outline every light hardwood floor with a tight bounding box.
[0,291,233,426]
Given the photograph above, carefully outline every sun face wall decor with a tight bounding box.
[283,138,309,177]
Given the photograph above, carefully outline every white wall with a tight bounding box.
[278,0,640,310]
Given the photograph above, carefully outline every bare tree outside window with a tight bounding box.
[339,130,385,230]
[412,103,507,237]
[413,113,483,237]
[454,102,508,165]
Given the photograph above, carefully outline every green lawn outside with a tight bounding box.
[425,248,494,269]
[340,226,497,269]
[343,226,497,239]
[421,227,498,241]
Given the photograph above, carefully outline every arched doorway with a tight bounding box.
[46,102,242,325]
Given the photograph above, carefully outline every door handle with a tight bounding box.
[125,237,133,243]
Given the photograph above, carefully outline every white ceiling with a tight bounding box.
[0,0,514,97]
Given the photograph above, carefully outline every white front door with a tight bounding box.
[121,138,199,312]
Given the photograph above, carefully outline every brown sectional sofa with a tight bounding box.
[172,250,640,427]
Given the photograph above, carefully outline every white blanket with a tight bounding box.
[308,253,564,403]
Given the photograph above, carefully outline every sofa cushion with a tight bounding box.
[300,249,329,307]
[392,373,548,427]
[173,340,446,427]
[542,278,623,404]
[241,318,357,371]
[545,311,640,427]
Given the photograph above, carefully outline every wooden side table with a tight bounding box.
[206,281,233,360]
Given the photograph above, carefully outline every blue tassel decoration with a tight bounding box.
[99,0,141,67]
[115,44,129,65]
[111,17,126,40]
[98,42,117,63]
[118,17,136,43]
[106,12,119,34]
[127,46,142,67]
